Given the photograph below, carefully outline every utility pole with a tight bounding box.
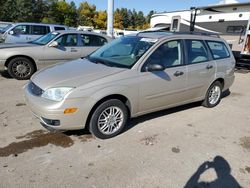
[107,0,114,38]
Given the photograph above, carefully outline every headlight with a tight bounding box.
[41,87,74,101]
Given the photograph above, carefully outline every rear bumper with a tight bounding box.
[224,74,235,91]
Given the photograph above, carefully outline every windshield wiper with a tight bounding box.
[86,56,130,69]
[93,59,113,67]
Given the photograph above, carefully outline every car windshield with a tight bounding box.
[30,32,60,45]
[0,24,13,34]
[87,36,157,69]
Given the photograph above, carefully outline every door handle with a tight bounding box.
[71,48,77,52]
[174,71,184,77]
[206,65,213,69]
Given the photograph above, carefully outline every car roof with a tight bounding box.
[12,22,68,27]
[54,30,112,39]
[129,31,223,41]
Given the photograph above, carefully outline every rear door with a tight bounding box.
[185,39,216,100]
[29,25,50,42]
[79,34,108,57]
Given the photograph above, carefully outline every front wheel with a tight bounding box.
[202,81,222,108]
[7,57,35,80]
[89,99,128,139]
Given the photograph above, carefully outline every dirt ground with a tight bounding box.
[0,69,250,188]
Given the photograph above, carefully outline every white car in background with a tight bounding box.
[0,22,68,43]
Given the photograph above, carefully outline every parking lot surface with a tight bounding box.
[0,70,250,188]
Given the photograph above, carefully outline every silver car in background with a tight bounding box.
[24,32,235,139]
[0,22,68,43]
[0,30,111,79]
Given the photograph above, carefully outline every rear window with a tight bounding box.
[54,27,66,31]
[80,34,107,46]
[227,26,244,33]
[186,40,209,64]
[32,26,49,35]
[206,41,230,59]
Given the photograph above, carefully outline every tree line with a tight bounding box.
[0,0,155,30]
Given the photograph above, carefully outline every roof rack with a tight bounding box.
[138,30,220,38]
[174,31,220,38]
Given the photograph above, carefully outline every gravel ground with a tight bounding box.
[0,70,250,188]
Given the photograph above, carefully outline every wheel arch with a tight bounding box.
[85,94,132,128]
[5,55,37,71]
[213,77,225,89]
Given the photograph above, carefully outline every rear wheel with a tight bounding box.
[89,99,128,139]
[202,81,222,108]
[7,57,35,80]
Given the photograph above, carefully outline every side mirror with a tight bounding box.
[49,41,59,48]
[146,64,165,72]
[9,30,15,35]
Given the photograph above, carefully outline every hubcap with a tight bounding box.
[12,60,31,78]
[208,85,221,105]
[97,106,124,135]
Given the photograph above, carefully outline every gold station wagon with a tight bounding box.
[24,32,235,139]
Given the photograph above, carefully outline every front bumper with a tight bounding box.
[24,84,95,131]
[0,60,6,71]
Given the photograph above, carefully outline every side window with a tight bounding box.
[13,25,30,34]
[145,40,182,68]
[54,27,66,31]
[32,26,49,35]
[55,34,78,46]
[172,19,179,31]
[226,26,244,33]
[206,41,230,59]
[81,34,107,46]
[186,40,209,64]
[171,16,180,32]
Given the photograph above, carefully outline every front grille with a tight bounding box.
[28,81,44,96]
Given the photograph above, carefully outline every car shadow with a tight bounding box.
[62,90,231,137]
[123,101,201,133]
[183,156,242,188]
[124,89,231,133]
[235,66,250,74]
[0,70,12,79]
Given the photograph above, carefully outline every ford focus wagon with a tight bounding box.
[24,32,235,139]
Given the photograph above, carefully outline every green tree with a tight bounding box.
[42,0,58,24]
[0,0,18,22]
[136,11,146,29]
[114,8,123,29]
[55,0,77,26]
[78,1,97,27]
[94,11,107,29]
[120,8,129,28]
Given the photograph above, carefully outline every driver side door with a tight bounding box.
[138,39,188,113]
[42,33,82,66]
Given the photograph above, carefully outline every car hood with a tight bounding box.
[0,43,38,49]
[31,59,126,90]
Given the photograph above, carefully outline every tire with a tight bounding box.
[7,57,35,80]
[89,99,128,139]
[202,81,222,108]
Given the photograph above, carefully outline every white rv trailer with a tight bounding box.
[150,2,250,63]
